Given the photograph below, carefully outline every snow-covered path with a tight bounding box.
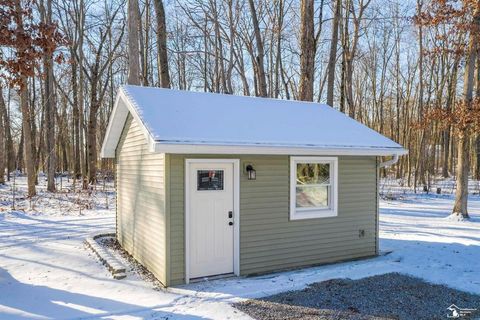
[0,209,249,320]
[0,211,168,319]
[0,183,479,319]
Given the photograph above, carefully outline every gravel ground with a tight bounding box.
[234,273,480,320]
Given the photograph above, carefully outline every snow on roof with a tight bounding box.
[101,85,407,158]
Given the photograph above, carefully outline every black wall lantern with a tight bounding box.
[246,164,256,180]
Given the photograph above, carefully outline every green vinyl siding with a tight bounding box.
[166,154,377,285]
[115,114,167,285]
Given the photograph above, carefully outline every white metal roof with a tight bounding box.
[101,85,407,158]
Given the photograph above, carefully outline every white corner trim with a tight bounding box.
[233,159,240,277]
[289,156,339,220]
[184,161,190,284]
[184,159,240,284]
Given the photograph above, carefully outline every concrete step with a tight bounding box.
[85,234,127,279]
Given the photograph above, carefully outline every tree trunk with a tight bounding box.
[17,128,24,172]
[476,52,480,180]
[78,0,87,188]
[41,0,56,192]
[153,0,170,88]
[20,80,36,196]
[0,87,10,181]
[273,0,284,98]
[339,4,347,113]
[452,134,470,217]
[31,85,39,186]
[344,0,369,119]
[137,0,146,85]
[211,1,229,93]
[475,134,480,180]
[46,76,56,190]
[128,0,142,85]
[248,0,268,97]
[88,99,100,184]
[346,57,355,118]
[0,92,4,184]
[442,129,450,178]
[13,1,36,196]
[326,0,340,106]
[2,89,14,179]
[71,56,81,179]
[417,0,427,187]
[298,0,315,101]
[143,1,150,85]
[452,6,479,218]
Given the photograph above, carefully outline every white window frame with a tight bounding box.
[290,156,338,220]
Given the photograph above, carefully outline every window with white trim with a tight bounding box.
[290,157,338,220]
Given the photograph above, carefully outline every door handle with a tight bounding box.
[228,211,233,218]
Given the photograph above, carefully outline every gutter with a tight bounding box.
[153,142,408,157]
[379,154,399,168]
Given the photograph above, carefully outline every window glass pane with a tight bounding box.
[197,170,224,190]
[296,163,330,185]
[296,185,329,208]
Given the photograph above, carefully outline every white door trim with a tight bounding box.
[185,159,240,284]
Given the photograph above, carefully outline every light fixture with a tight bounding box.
[246,164,256,180]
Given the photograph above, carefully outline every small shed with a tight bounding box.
[101,85,407,286]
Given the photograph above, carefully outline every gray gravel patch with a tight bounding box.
[234,273,480,320]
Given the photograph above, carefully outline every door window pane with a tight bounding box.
[197,170,224,190]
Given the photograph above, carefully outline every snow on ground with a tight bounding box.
[0,176,479,319]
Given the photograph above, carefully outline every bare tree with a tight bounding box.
[343,0,371,119]
[0,1,62,196]
[326,0,341,106]
[128,0,142,85]
[153,0,171,88]
[298,0,315,101]
[39,0,56,192]
[0,87,5,184]
[85,3,125,183]
[78,0,87,186]
[1,0,479,212]
[248,0,268,97]
[452,7,479,218]
[416,0,480,218]
[0,86,14,180]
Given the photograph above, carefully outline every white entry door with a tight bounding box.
[188,161,234,279]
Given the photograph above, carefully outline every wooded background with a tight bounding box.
[1,0,479,216]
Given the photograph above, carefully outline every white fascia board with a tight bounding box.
[100,93,125,158]
[100,88,156,158]
[153,142,408,156]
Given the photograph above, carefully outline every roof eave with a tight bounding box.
[153,142,408,156]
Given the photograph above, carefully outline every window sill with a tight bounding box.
[290,208,337,220]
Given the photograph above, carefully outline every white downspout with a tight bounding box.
[379,154,399,168]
